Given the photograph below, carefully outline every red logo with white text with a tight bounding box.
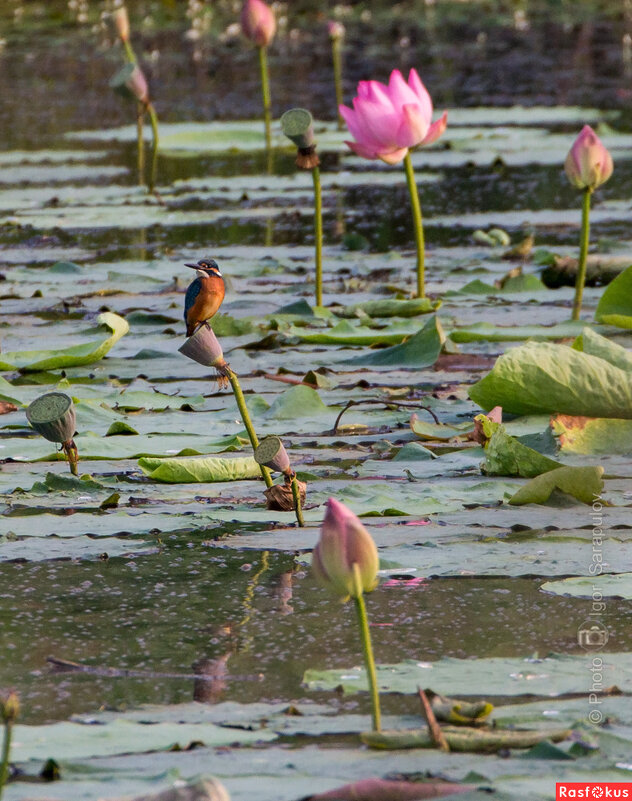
[557,785,632,799]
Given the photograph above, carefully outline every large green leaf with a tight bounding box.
[595,264,632,328]
[11,718,276,762]
[333,298,441,318]
[541,573,632,599]
[482,420,561,477]
[0,313,129,372]
[552,414,632,455]
[137,455,261,483]
[343,315,443,367]
[303,653,632,696]
[469,341,632,417]
[508,465,604,505]
[572,328,632,370]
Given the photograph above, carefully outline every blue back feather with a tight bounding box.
[184,277,202,320]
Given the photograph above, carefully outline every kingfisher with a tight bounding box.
[183,258,226,337]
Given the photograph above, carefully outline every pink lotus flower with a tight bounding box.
[311,498,379,602]
[126,64,149,105]
[565,125,613,190]
[241,0,276,48]
[340,69,447,165]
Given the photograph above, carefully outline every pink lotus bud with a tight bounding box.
[126,64,149,104]
[564,125,613,191]
[241,0,276,47]
[113,7,130,43]
[327,21,345,41]
[311,498,379,602]
[340,68,447,165]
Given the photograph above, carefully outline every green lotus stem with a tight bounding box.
[258,45,272,154]
[332,38,344,130]
[290,475,305,527]
[571,187,592,321]
[312,165,323,306]
[123,38,136,65]
[0,718,13,799]
[403,151,426,298]
[62,440,79,477]
[147,102,160,193]
[136,103,145,187]
[352,563,381,732]
[227,370,273,488]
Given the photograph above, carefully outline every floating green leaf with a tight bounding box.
[138,455,261,483]
[334,298,441,319]
[482,420,561,477]
[595,264,632,328]
[552,414,632,455]
[470,341,632,417]
[343,315,443,367]
[541,573,632,600]
[508,465,604,505]
[0,312,129,373]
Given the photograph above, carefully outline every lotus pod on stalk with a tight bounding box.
[178,325,230,389]
[26,392,79,475]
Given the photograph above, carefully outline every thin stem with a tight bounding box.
[312,165,323,307]
[290,475,305,527]
[258,45,272,154]
[403,151,426,298]
[63,440,79,476]
[571,188,592,321]
[0,719,13,799]
[123,39,136,65]
[136,103,145,187]
[227,370,273,488]
[147,102,160,193]
[331,38,344,129]
[352,564,381,732]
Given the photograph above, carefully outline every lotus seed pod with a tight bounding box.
[254,436,291,473]
[281,108,316,150]
[179,325,225,367]
[26,393,76,444]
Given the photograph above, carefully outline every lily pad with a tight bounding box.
[138,455,261,483]
[0,313,129,372]
[469,341,632,418]
[508,466,605,505]
[595,264,632,328]
[343,316,443,367]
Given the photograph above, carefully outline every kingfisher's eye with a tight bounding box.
[200,262,208,268]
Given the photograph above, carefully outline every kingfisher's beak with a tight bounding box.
[185,263,199,269]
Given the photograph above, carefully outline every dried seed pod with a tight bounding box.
[254,436,291,474]
[26,393,76,444]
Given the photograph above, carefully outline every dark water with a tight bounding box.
[1,545,630,724]
[1,1,631,149]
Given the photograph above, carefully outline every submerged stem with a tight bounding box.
[571,188,592,321]
[331,38,344,130]
[312,165,323,307]
[403,151,426,298]
[352,564,381,732]
[136,103,145,186]
[290,475,305,527]
[0,719,13,800]
[227,370,273,488]
[147,102,160,193]
[258,45,272,154]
